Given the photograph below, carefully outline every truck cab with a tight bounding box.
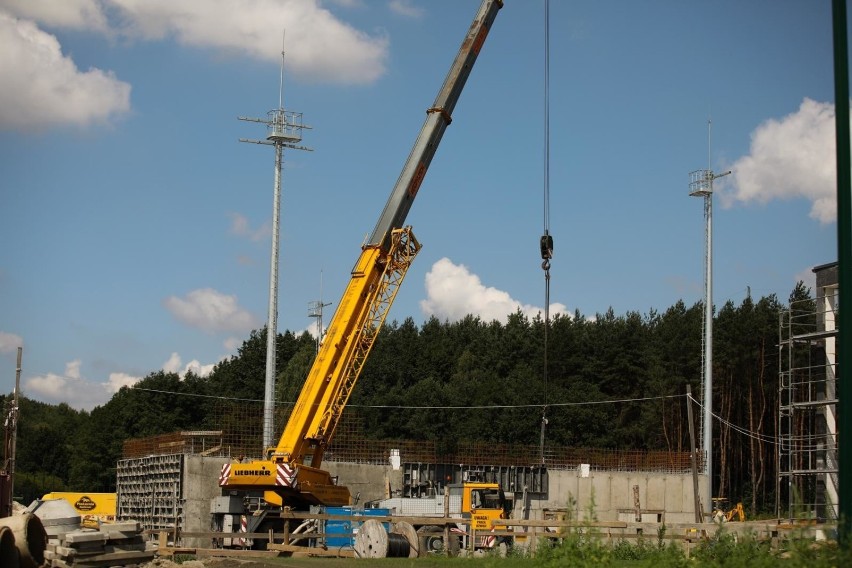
[456,482,509,530]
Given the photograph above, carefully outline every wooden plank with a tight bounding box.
[267,543,355,557]
[192,548,282,558]
[491,519,630,529]
[157,546,197,556]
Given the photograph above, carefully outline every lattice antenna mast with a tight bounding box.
[239,35,312,452]
[688,119,730,508]
[308,271,332,355]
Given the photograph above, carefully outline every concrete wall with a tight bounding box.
[327,462,709,524]
[183,456,228,548]
[178,457,709,543]
[537,469,708,524]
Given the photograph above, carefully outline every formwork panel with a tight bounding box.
[116,454,184,536]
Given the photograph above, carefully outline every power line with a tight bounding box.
[688,393,780,446]
[133,386,682,410]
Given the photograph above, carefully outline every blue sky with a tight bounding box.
[0,0,842,410]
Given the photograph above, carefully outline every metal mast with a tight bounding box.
[308,271,332,355]
[239,39,312,452]
[2,347,21,517]
[688,121,729,509]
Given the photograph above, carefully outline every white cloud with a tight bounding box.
[3,0,389,85]
[1,0,109,31]
[328,0,364,7]
[26,372,71,398]
[24,359,141,410]
[721,98,838,224]
[113,0,388,84]
[299,319,324,340]
[0,11,131,131]
[389,0,424,19]
[162,351,217,378]
[162,352,182,374]
[420,258,568,323]
[223,336,243,351]
[164,288,258,333]
[0,331,23,354]
[183,358,216,377]
[793,267,817,293]
[65,359,82,379]
[229,212,270,242]
[106,372,141,393]
[23,351,219,410]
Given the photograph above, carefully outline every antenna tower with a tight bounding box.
[688,120,730,511]
[308,271,332,355]
[239,37,312,452]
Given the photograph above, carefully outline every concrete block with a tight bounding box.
[64,531,108,544]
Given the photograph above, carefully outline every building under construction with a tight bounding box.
[777,262,840,523]
[114,412,705,547]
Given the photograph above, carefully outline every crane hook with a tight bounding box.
[540,233,553,272]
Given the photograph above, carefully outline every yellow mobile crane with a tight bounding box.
[219,0,503,519]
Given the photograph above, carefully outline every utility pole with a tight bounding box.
[240,38,311,452]
[2,347,21,517]
[689,123,730,510]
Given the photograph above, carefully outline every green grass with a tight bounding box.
[183,533,851,567]
[175,525,852,568]
[525,525,852,568]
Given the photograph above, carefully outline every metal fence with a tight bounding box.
[122,401,697,475]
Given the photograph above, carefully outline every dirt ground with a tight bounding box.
[141,557,422,568]
[144,560,254,568]
[143,558,333,568]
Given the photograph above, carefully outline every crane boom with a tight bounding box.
[370,0,503,252]
[221,0,503,508]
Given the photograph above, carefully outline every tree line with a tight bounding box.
[3,283,812,514]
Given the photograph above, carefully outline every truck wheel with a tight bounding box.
[417,525,443,554]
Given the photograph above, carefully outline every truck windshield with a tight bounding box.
[471,489,503,510]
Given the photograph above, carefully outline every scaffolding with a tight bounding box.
[777,262,839,522]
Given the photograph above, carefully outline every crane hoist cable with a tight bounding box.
[538,0,553,464]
